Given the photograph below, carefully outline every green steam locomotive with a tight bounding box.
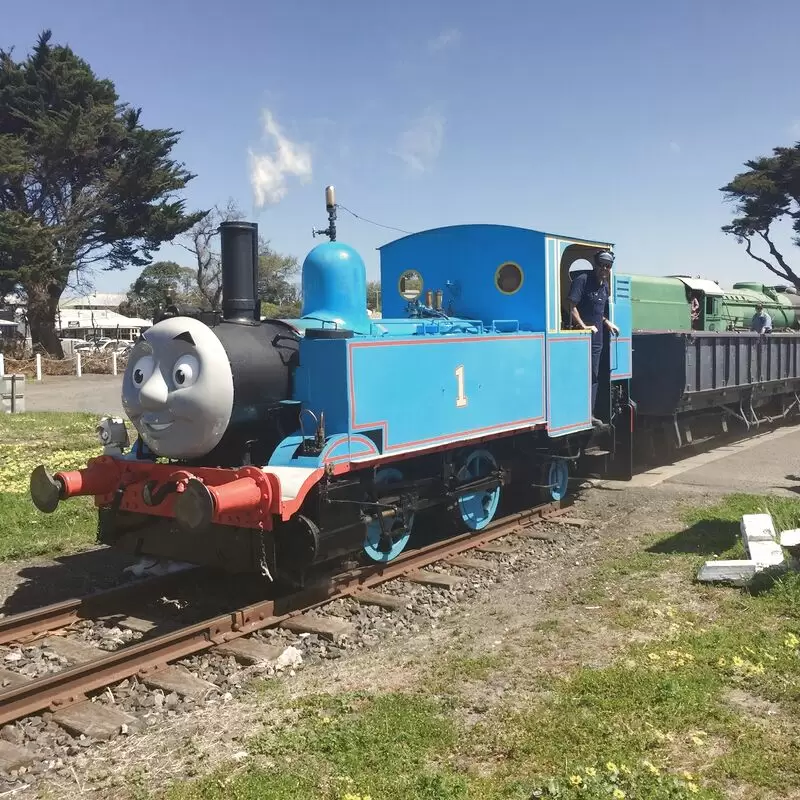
[625,274,800,332]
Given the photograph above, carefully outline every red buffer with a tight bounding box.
[30,457,122,512]
[30,459,276,534]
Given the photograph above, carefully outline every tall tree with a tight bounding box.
[0,30,204,356]
[258,240,299,303]
[119,260,198,320]
[258,240,301,319]
[720,142,800,288]
[178,199,243,311]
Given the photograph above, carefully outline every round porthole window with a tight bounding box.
[495,262,524,295]
[398,269,423,300]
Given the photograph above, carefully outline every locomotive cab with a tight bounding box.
[559,245,617,426]
[666,277,725,332]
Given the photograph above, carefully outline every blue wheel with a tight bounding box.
[455,449,501,530]
[363,467,414,562]
[547,458,570,501]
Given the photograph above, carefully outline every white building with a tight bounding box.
[2,291,150,344]
[59,292,127,311]
[55,307,151,341]
[0,314,17,344]
[56,291,150,340]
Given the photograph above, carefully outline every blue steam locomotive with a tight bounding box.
[30,187,635,581]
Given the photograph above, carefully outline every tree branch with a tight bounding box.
[740,234,790,283]
[757,229,800,285]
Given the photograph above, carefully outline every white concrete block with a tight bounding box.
[741,513,777,547]
[696,559,759,586]
[747,539,785,568]
[779,529,800,548]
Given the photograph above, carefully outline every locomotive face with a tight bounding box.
[122,317,234,459]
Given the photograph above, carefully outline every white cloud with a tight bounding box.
[790,119,800,138]
[248,110,312,207]
[392,109,445,173]
[428,28,461,53]
[669,141,681,154]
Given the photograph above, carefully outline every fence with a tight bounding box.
[1,374,25,413]
[0,350,128,380]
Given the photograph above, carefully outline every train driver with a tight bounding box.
[567,250,620,426]
[750,303,773,334]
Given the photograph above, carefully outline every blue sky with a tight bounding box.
[5,0,800,297]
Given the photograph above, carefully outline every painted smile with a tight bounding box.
[139,413,176,434]
[144,421,174,432]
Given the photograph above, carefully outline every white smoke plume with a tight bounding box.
[392,108,445,173]
[248,110,312,207]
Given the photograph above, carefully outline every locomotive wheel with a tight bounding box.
[544,457,570,502]
[454,448,501,530]
[363,467,415,563]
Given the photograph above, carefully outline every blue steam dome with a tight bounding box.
[301,241,371,334]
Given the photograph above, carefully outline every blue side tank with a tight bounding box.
[300,242,371,335]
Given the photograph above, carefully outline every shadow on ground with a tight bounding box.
[645,519,740,557]
[0,547,137,616]
[782,475,800,495]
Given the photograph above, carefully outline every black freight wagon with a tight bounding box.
[630,331,800,455]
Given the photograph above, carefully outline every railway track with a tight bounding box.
[0,500,572,766]
[0,567,208,647]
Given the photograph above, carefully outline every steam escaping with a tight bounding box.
[248,110,312,207]
[392,109,445,174]
[428,28,461,53]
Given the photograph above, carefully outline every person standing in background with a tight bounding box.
[750,303,772,334]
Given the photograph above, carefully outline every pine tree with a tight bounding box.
[0,30,204,356]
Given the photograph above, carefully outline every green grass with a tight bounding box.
[162,693,469,800]
[149,687,724,799]
[656,493,800,561]
[139,682,724,800]
[0,411,103,560]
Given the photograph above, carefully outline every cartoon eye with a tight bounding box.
[172,354,199,388]
[131,355,155,386]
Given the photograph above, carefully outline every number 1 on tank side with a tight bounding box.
[455,365,467,408]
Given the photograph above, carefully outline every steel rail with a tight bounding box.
[0,500,568,725]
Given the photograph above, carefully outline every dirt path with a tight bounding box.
[23,374,124,415]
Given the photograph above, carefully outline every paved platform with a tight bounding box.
[23,374,124,415]
[603,423,800,498]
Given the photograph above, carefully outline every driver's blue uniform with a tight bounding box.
[567,271,609,413]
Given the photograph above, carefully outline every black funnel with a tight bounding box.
[220,221,259,322]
